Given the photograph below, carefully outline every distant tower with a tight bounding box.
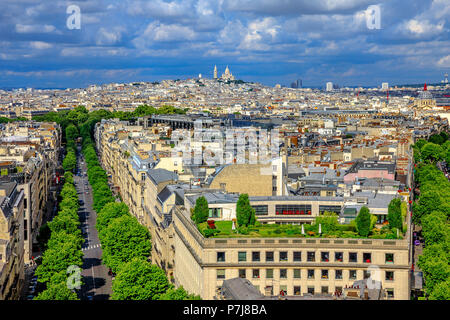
[326,82,333,92]
[445,73,448,84]
[213,65,218,79]
[382,82,389,90]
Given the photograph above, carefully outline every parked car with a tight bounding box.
[27,295,34,300]
[414,240,421,246]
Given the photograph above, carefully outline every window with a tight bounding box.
[275,204,312,215]
[349,270,357,280]
[208,208,222,218]
[321,270,329,279]
[335,269,343,280]
[24,198,27,209]
[307,269,315,279]
[239,269,246,278]
[307,286,315,295]
[279,251,288,262]
[252,251,261,262]
[386,289,394,299]
[280,269,287,279]
[349,252,357,263]
[293,269,301,279]
[335,252,343,262]
[141,173,146,181]
[319,205,341,215]
[266,269,273,279]
[265,286,273,296]
[293,251,302,262]
[307,252,315,262]
[217,252,225,262]
[253,269,260,279]
[363,252,372,263]
[321,252,329,262]
[321,286,329,294]
[266,251,274,262]
[385,253,394,264]
[252,205,268,216]
[385,271,394,281]
[363,270,371,279]
[238,252,247,262]
[294,286,301,295]
[217,269,225,279]
[272,186,277,192]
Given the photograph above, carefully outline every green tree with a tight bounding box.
[314,211,339,233]
[158,286,201,300]
[62,151,76,172]
[34,282,78,300]
[97,202,130,234]
[355,206,371,237]
[236,193,256,227]
[421,142,443,162]
[35,235,83,283]
[429,278,450,300]
[192,196,209,224]
[387,198,403,230]
[101,215,152,273]
[111,258,169,300]
[418,243,450,295]
[421,211,449,246]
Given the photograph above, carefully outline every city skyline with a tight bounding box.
[0,0,449,89]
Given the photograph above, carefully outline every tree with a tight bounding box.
[34,282,78,300]
[421,143,443,162]
[236,193,256,227]
[387,198,402,230]
[101,215,152,273]
[421,211,449,246]
[314,211,339,233]
[192,196,209,224]
[418,243,450,295]
[158,286,201,300]
[48,214,81,237]
[111,258,169,300]
[355,206,371,237]
[96,202,130,234]
[62,151,76,172]
[429,278,450,300]
[35,235,83,283]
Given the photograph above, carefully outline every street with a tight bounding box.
[75,145,112,300]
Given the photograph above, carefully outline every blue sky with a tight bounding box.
[0,0,449,88]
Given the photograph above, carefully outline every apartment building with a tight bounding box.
[0,181,25,300]
[0,122,61,262]
[172,205,410,300]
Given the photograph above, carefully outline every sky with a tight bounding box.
[0,0,449,89]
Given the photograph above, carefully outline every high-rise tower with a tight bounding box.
[213,65,218,79]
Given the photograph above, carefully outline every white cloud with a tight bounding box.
[15,24,56,33]
[437,55,450,67]
[96,27,124,46]
[30,41,52,49]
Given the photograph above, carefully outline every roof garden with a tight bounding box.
[197,220,404,240]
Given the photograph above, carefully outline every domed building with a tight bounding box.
[414,83,436,109]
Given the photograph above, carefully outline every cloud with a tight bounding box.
[15,24,56,34]
[437,55,450,67]
[96,27,125,46]
[30,41,52,49]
